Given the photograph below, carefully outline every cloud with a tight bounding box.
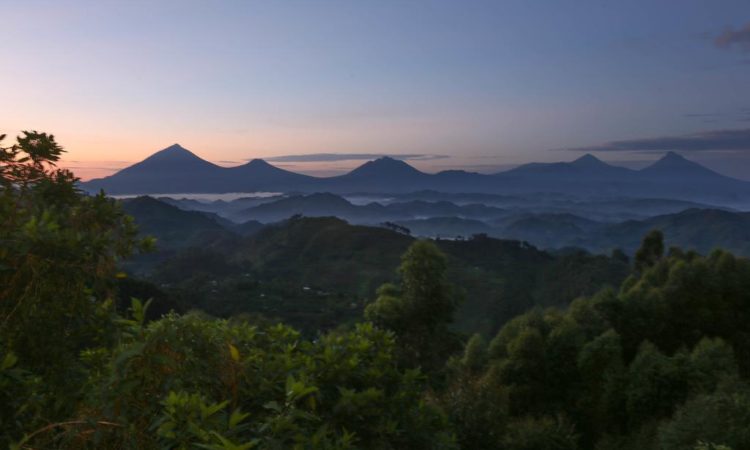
[260,153,449,163]
[63,166,121,171]
[683,108,750,124]
[683,113,724,118]
[714,22,750,52]
[565,128,750,153]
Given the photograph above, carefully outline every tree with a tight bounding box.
[460,333,488,374]
[611,248,629,264]
[624,342,690,428]
[658,381,750,450]
[634,229,664,272]
[0,131,149,440]
[365,240,460,372]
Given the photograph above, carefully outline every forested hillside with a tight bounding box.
[3,133,750,449]
[130,214,629,335]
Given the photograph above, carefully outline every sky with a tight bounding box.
[2,0,750,180]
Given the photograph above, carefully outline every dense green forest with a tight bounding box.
[3,133,750,449]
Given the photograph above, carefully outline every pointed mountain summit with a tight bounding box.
[316,157,429,193]
[504,153,633,178]
[81,144,225,194]
[570,153,609,169]
[346,157,425,178]
[228,158,314,186]
[644,152,700,170]
[141,143,208,164]
[232,158,296,174]
[640,151,724,180]
[241,158,277,169]
[117,143,221,174]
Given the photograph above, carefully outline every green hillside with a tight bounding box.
[121,196,235,250]
[588,209,750,256]
[147,216,629,335]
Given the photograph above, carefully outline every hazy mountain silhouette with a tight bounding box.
[120,195,231,250]
[628,151,750,202]
[225,159,315,191]
[640,151,726,180]
[84,144,315,194]
[81,145,750,205]
[87,144,224,194]
[493,153,641,197]
[235,193,364,223]
[395,217,496,238]
[495,208,750,257]
[503,153,633,179]
[125,195,750,257]
[584,208,750,256]
[319,157,432,192]
[230,192,507,224]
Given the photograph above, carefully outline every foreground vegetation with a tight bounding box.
[2,132,749,449]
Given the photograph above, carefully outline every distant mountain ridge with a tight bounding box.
[504,153,634,179]
[229,192,507,224]
[81,145,750,205]
[86,144,315,194]
[124,195,750,260]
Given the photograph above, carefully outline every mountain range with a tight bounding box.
[82,144,750,206]
[122,194,750,258]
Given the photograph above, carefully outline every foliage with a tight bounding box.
[0,131,150,441]
[634,229,664,272]
[66,313,454,449]
[657,380,750,450]
[0,340,44,444]
[365,240,461,373]
[442,237,750,449]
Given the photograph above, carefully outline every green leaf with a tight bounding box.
[228,343,240,362]
[263,401,281,412]
[1,352,18,370]
[229,408,250,429]
[201,400,229,420]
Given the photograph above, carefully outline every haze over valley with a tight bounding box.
[80,143,750,260]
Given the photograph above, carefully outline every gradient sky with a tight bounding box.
[2,0,750,179]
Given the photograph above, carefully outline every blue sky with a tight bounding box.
[1,0,749,179]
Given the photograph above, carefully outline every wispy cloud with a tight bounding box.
[260,153,449,163]
[714,22,750,52]
[62,166,122,171]
[564,128,750,153]
[682,108,750,124]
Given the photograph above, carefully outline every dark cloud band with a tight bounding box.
[260,153,449,163]
[715,22,750,52]
[565,128,750,153]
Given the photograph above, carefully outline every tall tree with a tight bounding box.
[634,229,664,272]
[0,131,148,427]
[365,240,460,372]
